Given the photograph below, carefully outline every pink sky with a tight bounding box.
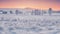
[0,0,60,10]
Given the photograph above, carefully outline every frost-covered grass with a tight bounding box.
[0,14,60,34]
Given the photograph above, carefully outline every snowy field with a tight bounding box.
[0,8,60,34]
[0,14,60,34]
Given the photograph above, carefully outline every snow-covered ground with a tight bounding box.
[0,9,60,34]
[0,14,60,34]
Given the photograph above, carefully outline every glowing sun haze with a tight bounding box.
[0,0,60,10]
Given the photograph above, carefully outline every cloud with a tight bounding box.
[0,0,60,3]
[0,0,21,2]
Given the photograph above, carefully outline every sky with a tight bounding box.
[0,0,60,10]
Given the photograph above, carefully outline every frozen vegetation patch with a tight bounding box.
[0,8,60,34]
[0,15,60,34]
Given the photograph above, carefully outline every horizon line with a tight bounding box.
[0,7,60,11]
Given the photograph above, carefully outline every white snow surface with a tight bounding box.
[0,9,60,34]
